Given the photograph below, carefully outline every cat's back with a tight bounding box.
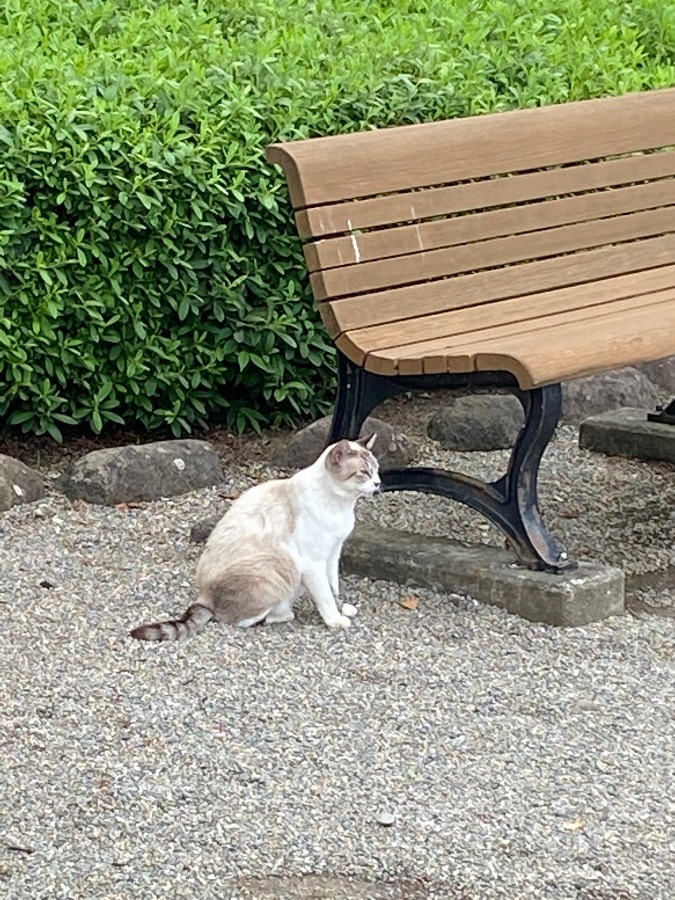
[207,477,298,545]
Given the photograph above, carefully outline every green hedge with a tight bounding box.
[1,0,674,438]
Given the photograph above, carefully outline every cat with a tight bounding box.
[130,434,380,642]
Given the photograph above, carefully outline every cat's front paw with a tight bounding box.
[324,614,351,629]
[341,603,357,618]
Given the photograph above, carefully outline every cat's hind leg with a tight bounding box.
[237,610,272,628]
[264,596,295,625]
[207,553,300,628]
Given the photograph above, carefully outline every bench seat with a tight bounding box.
[338,265,675,385]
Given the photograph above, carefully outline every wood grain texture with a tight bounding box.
[359,288,675,377]
[359,293,675,385]
[310,205,675,300]
[295,152,675,238]
[268,91,675,389]
[304,179,675,272]
[340,265,675,358]
[325,234,675,333]
[267,89,675,206]
[473,297,675,387]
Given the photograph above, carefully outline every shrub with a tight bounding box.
[1,0,674,438]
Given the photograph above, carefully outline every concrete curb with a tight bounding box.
[579,407,675,465]
[343,525,625,627]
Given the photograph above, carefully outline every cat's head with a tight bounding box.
[324,434,381,497]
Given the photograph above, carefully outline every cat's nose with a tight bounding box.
[373,478,381,492]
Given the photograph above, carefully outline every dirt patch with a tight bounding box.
[0,423,292,474]
[0,391,427,476]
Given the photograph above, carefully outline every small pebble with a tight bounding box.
[376,811,395,827]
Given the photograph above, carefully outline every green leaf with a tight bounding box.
[96,381,114,403]
[45,423,64,442]
[8,410,35,425]
[102,411,125,425]
[52,413,78,425]
[237,351,249,370]
[178,297,190,320]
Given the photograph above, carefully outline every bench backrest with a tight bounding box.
[267,89,675,340]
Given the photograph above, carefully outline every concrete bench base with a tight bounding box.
[343,525,624,627]
[579,407,675,465]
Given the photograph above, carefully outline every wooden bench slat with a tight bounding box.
[267,89,675,207]
[323,233,675,335]
[296,151,675,238]
[351,291,675,385]
[311,205,675,300]
[305,179,675,273]
[355,287,675,375]
[336,264,675,367]
[474,297,675,388]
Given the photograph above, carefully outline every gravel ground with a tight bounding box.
[1,405,674,900]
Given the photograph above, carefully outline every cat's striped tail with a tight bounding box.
[130,603,213,642]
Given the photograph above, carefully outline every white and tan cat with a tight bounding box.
[130,435,380,642]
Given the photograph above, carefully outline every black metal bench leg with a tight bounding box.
[326,354,571,573]
[380,384,572,573]
[327,351,406,444]
[647,396,675,425]
[497,384,571,571]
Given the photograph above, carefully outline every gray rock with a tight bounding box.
[0,455,46,512]
[636,356,675,395]
[376,810,395,827]
[57,440,223,506]
[427,394,523,451]
[562,367,660,425]
[189,516,220,544]
[272,416,411,470]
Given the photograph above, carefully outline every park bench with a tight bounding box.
[266,89,675,574]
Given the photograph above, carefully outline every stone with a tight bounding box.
[636,356,675,395]
[579,407,675,465]
[271,416,411,470]
[427,394,523,451]
[189,515,221,544]
[57,440,224,506]
[376,811,395,827]
[561,367,660,425]
[0,455,46,512]
[342,525,624,627]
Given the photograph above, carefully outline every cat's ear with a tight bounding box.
[326,439,352,469]
[357,433,377,451]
